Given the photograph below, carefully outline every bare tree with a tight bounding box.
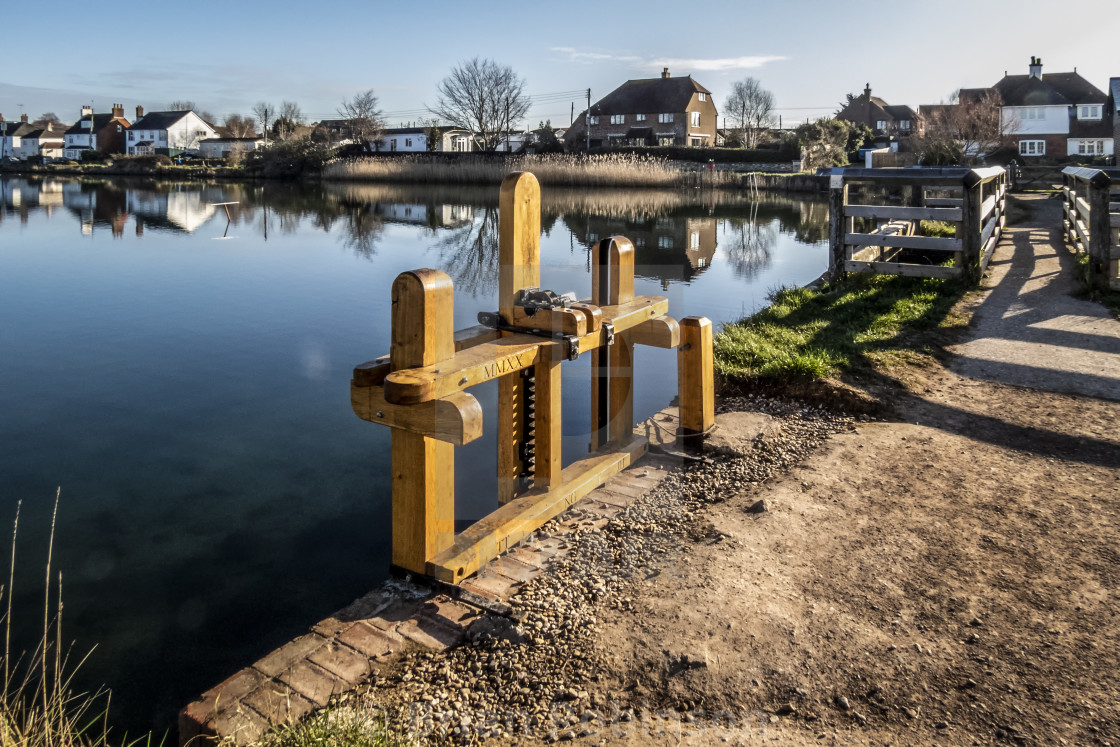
[724,78,776,149]
[915,90,1010,165]
[338,90,384,152]
[252,102,276,145]
[430,58,529,151]
[32,112,63,128]
[167,100,196,111]
[273,101,305,141]
[221,114,258,138]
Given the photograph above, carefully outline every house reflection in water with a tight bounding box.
[62,182,131,237]
[0,178,68,224]
[372,202,474,229]
[565,211,718,289]
[126,185,224,233]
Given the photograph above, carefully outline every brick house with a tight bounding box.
[835,84,919,143]
[1111,78,1120,161]
[566,68,719,150]
[62,104,130,159]
[960,57,1113,159]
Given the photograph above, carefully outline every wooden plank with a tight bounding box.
[1110,214,1120,229]
[590,347,607,451]
[569,303,602,333]
[630,316,680,349]
[534,342,562,489]
[508,306,587,337]
[388,269,456,576]
[577,296,670,355]
[351,385,483,446]
[354,328,500,388]
[427,435,648,583]
[924,198,963,208]
[845,232,962,252]
[845,205,963,221]
[384,334,544,405]
[1076,196,1092,223]
[844,261,961,279]
[608,332,634,443]
[678,317,714,435]
[979,214,998,249]
[609,238,635,304]
[1073,217,1091,250]
[498,172,540,323]
[980,195,997,223]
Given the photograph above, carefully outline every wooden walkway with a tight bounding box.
[950,193,1120,401]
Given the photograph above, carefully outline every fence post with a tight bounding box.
[828,174,847,279]
[678,316,714,441]
[961,172,982,280]
[389,269,456,576]
[1088,171,1112,291]
[591,237,636,449]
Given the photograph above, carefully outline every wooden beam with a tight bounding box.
[351,384,483,446]
[608,332,634,443]
[828,178,847,278]
[384,334,544,405]
[388,269,456,576]
[845,205,963,222]
[845,232,962,252]
[630,316,680,348]
[508,306,588,337]
[678,316,714,436]
[426,435,648,583]
[844,260,961,279]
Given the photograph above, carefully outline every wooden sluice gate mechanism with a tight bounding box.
[350,172,714,584]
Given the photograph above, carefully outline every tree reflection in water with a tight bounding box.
[723,205,777,281]
[432,206,500,297]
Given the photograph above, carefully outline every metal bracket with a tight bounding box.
[476,310,581,362]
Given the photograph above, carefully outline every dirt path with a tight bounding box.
[589,194,1120,746]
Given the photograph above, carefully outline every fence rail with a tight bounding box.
[1061,166,1120,291]
[828,167,1007,282]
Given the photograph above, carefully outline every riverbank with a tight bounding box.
[2,153,826,192]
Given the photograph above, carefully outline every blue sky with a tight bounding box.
[3,0,1116,129]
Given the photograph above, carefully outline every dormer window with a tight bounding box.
[698,93,707,102]
[1078,105,1102,120]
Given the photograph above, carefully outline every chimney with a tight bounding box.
[112,103,124,119]
[1029,56,1043,79]
[20,113,28,123]
[136,105,144,120]
[81,105,93,118]
[864,83,872,98]
[661,67,670,79]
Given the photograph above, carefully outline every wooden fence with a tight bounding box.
[1061,166,1120,291]
[350,172,714,584]
[828,166,1007,281]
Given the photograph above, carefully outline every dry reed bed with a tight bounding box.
[321,153,742,189]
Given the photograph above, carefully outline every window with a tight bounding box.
[876,120,888,130]
[390,139,397,151]
[129,132,135,141]
[635,113,646,122]
[657,236,674,249]
[690,112,700,127]
[698,93,706,102]
[1078,105,1102,120]
[1020,107,1045,121]
[690,231,699,249]
[658,136,675,146]
[899,120,911,131]
[405,138,412,147]
[1078,140,1104,155]
[588,115,599,125]
[1019,139,1046,156]
[610,114,624,125]
[658,113,674,123]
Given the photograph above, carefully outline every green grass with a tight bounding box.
[918,220,956,237]
[257,705,411,747]
[715,273,970,382]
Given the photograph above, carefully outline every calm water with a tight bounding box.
[0,176,827,734]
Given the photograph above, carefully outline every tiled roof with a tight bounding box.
[64,113,127,136]
[1111,78,1120,111]
[991,72,1107,107]
[590,75,711,116]
[130,111,191,131]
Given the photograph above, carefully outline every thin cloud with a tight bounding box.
[551,48,785,72]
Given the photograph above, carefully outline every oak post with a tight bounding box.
[678,316,714,439]
[389,269,456,576]
[1088,174,1112,291]
[498,172,541,502]
[828,176,848,279]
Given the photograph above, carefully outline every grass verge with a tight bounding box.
[256,705,411,747]
[714,273,972,384]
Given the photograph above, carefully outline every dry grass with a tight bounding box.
[321,153,742,189]
[0,491,146,747]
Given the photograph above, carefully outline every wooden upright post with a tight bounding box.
[1087,171,1113,292]
[498,172,543,503]
[678,316,714,439]
[389,269,456,576]
[591,237,636,449]
[828,175,848,279]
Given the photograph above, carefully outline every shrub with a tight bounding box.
[244,139,334,178]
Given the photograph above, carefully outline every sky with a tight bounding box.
[3,0,1117,131]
